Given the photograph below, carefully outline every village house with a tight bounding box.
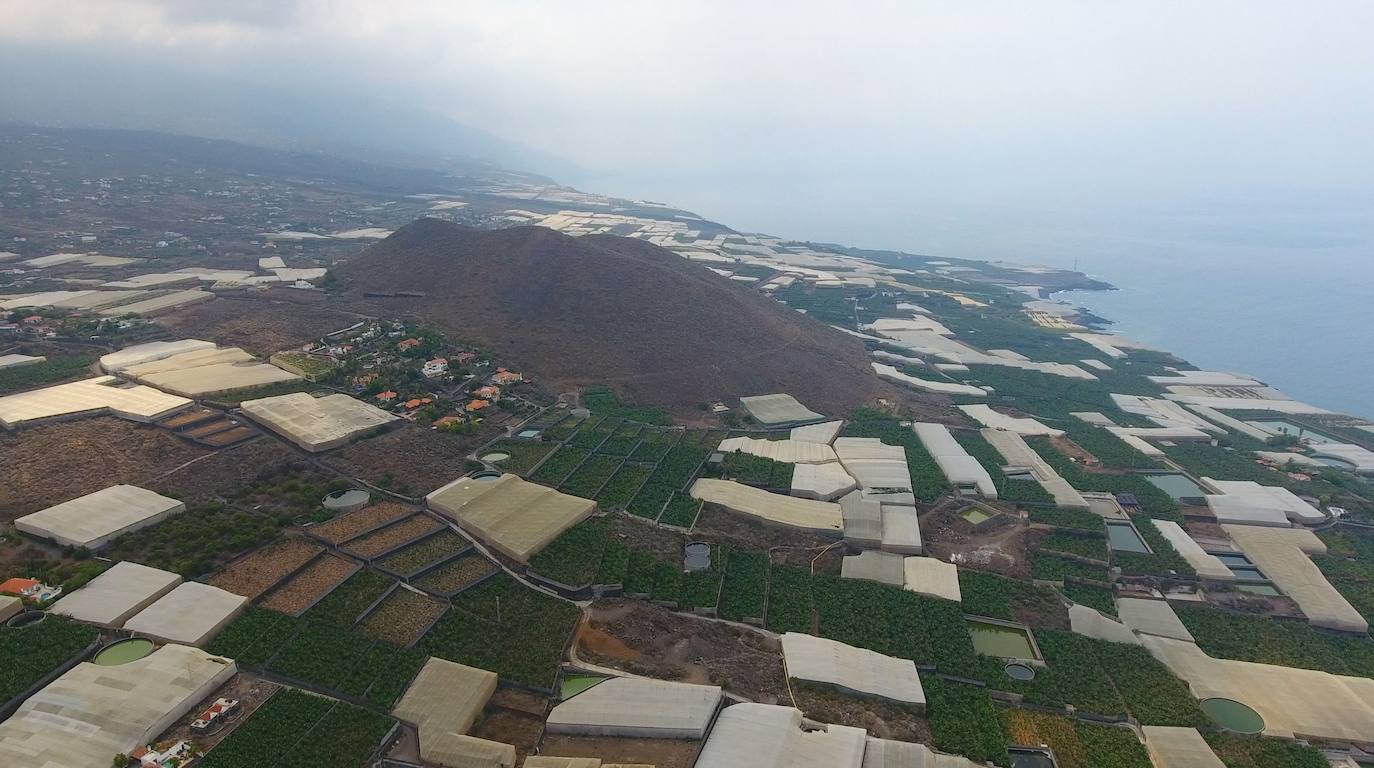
[422,358,448,378]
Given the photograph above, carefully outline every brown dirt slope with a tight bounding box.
[336,218,913,416]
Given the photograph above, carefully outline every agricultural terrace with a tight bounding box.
[197,687,393,768]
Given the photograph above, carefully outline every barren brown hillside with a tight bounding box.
[337,218,927,417]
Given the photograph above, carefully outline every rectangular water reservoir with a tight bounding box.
[1105,520,1150,553]
[967,618,1039,660]
[1144,473,1206,501]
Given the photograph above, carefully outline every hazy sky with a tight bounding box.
[3,0,1373,263]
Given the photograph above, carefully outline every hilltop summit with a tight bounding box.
[337,218,906,417]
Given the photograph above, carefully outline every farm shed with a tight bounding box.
[1142,726,1227,768]
[108,343,300,397]
[690,479,843,532]
[545,677,723,739]
[695,703,867,768]
[0,644,235,767]
[738,394,825,428]
[1148,521,1234,581]
[841,550,906,587]
[833,438,912,491]
[790,420,843,444]
[1224,524,1367,633]
[902,557,961,602]
[1116,598,1195,642]
[1142,633,1374,743]
[981,428,1090,510]
[782,632,926,708]
[240,391,400,452]
[393,658,501,763]
[0,376,191,429]
[51,561,182,627]
[1202,479,1325,526]
[123,582,248,646]
[791,462,857,501]
[427,473,596,562]
[957,405,1063,436]
[913,423,997,498]
[15,484,185,550]
[717,436,838,464]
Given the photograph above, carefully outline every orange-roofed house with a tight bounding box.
[376,390,398,403]
[433,415,463,429]
[465,399,491,412]
[492,370,523,385]
[474,385,501,400]
[397,338,421,351]
[0,578,42,597]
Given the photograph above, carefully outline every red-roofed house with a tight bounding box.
[473,385,501,400]
[0,578,42,598]
[465,399,491,412]
[376,390,397,403]
[397,338,420,351]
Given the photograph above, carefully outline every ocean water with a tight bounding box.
[1055,249,1374,420]
[573,172,1374,419]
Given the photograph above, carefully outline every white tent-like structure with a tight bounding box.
[913,423,997,498]
[695,704,868,768]
[545,677,722,739]
[782,633,926,708]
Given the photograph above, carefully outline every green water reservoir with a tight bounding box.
[1202,697,1265,734]
[1144,473,1206,500]
[1105,520,1150,553]
[94,637,154,666]
[968,618,1038,660]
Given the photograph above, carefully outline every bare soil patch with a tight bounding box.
[0,417,209,521]
[260,553,357,615]
[469,707,544,764]
[148,438,305,505]
[324,422,505,496]
[792,684,931,743]
[577,600,786,703]
[537,734,701,768]
[921,507,1033,579]
[307,502,413,544]
[157,292,364,357]
[342,515,443,559]
[208,537,324,598]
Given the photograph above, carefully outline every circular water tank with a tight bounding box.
[471,470,502,480]
[1004,662,1036,681]
[684,542,712,572]
[7,611,46,628]
[322,489,370,513]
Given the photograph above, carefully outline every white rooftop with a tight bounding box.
[1202,478,1323,526]
[791,462,858,501]
[51,561,182,627]
[691,478,843,532]
[0,644,236,768]
[870,362,988,397]
[902,557,960,602]
[913,424,997,498]
[739,393,825,428]
[1225,525,1368,633]
[123,581,249,646]
[1117,598,1195,642]
[696,704,867,768]
[718,436,839,464]
[546,677,722,739]
[790,420,844,445]
[427,473,597,562]
[241,392,399,452]
[15,484,185,550]
[782,632,925,707]
[0,376,191,429]
[957,404,1062,436]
